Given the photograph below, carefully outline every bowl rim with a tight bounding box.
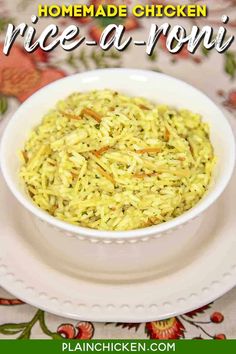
[0,68,235,239]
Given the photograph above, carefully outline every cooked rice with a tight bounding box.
[19,89,215,231]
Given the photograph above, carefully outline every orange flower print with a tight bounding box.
[228,90,236,109]
[0,298,24,305]
[218,89,236,111]
[0,44,65,102]
[185,304,211,318]
[57,322,94,339]
[31,48,50,63]
[214,334,226,340]
[145,318,185,339]
[224,90,236,110]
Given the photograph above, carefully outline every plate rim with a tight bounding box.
[1,168,236,322]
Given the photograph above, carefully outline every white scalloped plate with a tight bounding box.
[0,166,236,322]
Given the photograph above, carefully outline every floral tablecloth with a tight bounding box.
[0,0,236,340]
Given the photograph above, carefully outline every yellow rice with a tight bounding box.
[19,89,215,231]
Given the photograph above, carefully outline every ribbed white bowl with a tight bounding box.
[0,69,235,277]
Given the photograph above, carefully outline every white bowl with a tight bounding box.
[0,69,235,278]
